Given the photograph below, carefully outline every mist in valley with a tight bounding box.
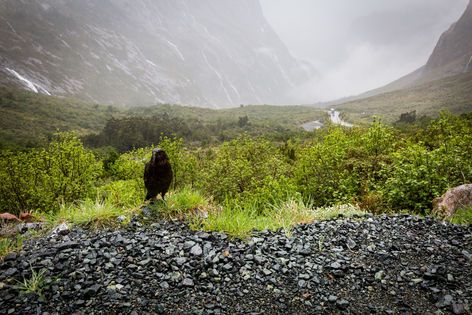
[261,0,469,102]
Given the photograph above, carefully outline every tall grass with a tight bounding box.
[195,198,313,239]
[49,198,129,228]
[449,206,472,225]
[0,236,23,259]
[149,187,208,218]
[195,198,366,239]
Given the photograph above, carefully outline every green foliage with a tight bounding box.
[382,113,472,213]
[110,147,149,181]
[295,127,359,206]
[51,198,127,228]
[97,180,144,209]
[449,206,472,225]
[16,268,47,296]
[158,137,198,190]
[1,109,471,233]
[0,133,102,214]
[109,137,198,192]
[0,236,23,259]
[150,187,209,218]
[383,144,453,213]
[201,136,292,209]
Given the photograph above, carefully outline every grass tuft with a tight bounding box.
[312,204,366,221]
[149,188,209,218]
[195,200,367,239]
[0,236,23,259]
[196,198,316,239]
[49,198,131,229]
[449,206,472,225]
[16,268,47,296]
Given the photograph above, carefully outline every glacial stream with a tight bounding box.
[302,109,353,131]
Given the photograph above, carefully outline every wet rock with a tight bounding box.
[452,303,466,315]
[50,223,70,237]
[0,216,470,315]
[190,244,203,256]
[182,278,194,287]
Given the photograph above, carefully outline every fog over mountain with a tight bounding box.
[1,0,470,106]
[0,0,314,107]
[261,0,469,102]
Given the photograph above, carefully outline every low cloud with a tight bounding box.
[261,0,469,102]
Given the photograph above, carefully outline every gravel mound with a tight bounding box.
[1,215,471,314]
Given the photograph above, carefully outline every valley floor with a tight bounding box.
[1,215,471,314]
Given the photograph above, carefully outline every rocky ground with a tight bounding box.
[0,215,471,315]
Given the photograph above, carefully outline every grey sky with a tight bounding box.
[260,0,469,102]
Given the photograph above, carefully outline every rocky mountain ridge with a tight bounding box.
[0,0,314,107]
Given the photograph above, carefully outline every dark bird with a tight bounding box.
[144,148,173,201]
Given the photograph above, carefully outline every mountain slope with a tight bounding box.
[0,87,325,149]
[0,0,314,107]
[0,88,118,148]
[336,1,472,104]
[422,0,472,80]
[336,72,472,123]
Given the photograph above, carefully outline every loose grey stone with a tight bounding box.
[182,278,194,287]
[190,244,203,256]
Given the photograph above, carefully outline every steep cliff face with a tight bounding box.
[423,0,472,79]
[0,0,314,107]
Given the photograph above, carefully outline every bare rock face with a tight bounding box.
[433,184,472,218]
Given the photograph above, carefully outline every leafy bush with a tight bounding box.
[109,137,198,190]
[158,137,198,189]
[110,147,149,181]
[382,143,450,213]
[0,133,101,214]
[201,136,292,209]
[295,127,359,206]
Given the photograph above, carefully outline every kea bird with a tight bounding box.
[144,148,173,201]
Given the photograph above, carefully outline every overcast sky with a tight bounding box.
[260,0,469,102]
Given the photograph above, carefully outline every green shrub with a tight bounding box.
[201,136,292,208]
[110,147,149,181]
[110,137,198,189]
[158,137,198,189]
[0,133,101,214]
[295,127,359,206]
[382,143,450,213]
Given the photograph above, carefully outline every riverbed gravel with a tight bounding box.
[0,215,471,314]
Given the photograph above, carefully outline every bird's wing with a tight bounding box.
[144,162,152,187]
